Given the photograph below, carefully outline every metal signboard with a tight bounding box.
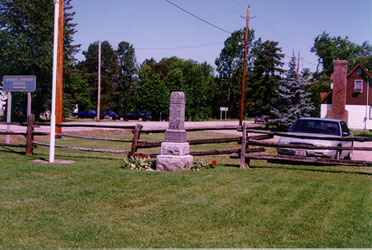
[3,75,36,92]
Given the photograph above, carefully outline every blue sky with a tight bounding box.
[71,0,372,72]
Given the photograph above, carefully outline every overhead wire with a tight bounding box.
[251,10,298,51]
[214,0,245,18]
[230,0,319,69]
[165,0,232,34]
[135,42,224,50]
[231,0,247,10]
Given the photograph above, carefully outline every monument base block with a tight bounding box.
[156,155,193,172]
[161,142,190,155]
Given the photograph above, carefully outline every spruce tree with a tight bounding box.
[246,39,284,116]
[270,55,314,130]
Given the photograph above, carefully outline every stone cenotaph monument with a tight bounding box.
[156,92,193,171]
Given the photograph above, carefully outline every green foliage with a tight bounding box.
[191,159,217,171]
[138,57,215,121]
[64,71,93,113]
[122,155,156,170]
[135,75,169,119]
[214,29,284,118]
[115,41,138,114]
[246,39,284,116]
[0,0,78,119]
[214,28,255,118]
[79,41,119,111]
[311,32,372,75]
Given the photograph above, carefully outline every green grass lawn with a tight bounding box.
[0,130,372,248]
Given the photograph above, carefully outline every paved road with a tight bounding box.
[0,120,245,133]
[0,120,370,161]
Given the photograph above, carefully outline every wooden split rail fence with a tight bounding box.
[237,123,372,168]
[0,115,268,159]
[2,116,372,167]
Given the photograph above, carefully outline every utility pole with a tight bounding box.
[297,51,300,73]
[96,41,101,122]
[56,0,64,137]
[239,6,250,126]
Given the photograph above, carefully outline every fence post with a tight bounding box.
[26,114,35,156]
[129,124,143,157]
[240,122,249,168]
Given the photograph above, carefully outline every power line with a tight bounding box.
[214,0,245,18]
[251,9,298,51]
[135,42,224,50]
[231,1,299,51]
[165,0,232,34]
[231,0,246,10]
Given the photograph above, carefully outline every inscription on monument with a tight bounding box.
[165,92,186,143]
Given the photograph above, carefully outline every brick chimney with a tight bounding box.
[327,59,348,124]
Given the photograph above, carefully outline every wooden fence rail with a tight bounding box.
[1,118,249,159]
[248,140,372,151]
[241,125,372,167]
[5,117,371,168]
[245,128,372,142]
[33,142,130,154]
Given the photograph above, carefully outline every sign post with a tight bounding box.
[220,107,228,120]
[6,92,11,144]
[3,75,36,144]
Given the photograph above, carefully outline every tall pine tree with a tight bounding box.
[115,41,138,114]
[246,39,284,116]
[270,55,314,130]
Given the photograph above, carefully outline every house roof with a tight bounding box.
[321,63,371,104]
[320,91,332,104]
[347,63,372,79]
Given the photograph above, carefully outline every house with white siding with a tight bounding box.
[320,61,372,130]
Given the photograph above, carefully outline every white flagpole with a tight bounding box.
[49,0,60,162]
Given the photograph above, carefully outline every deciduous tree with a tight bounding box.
[214,28,255,118]
[0,0,79,119]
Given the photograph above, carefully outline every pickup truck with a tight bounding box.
[73,109,97,119]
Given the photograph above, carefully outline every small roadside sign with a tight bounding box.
[220,107,228,120]
[3,75,36,92]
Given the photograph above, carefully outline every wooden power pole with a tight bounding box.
[239,6,250,126]
[97,41,101,122]
[56,0,64,136]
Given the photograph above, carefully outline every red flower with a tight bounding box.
[144,155,148,159]
[138,155,142,158]
[212,160,217,164]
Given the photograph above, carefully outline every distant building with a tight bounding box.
[321,61,372,129]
